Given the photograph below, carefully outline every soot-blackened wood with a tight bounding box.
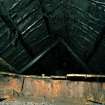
[0,2,35,58]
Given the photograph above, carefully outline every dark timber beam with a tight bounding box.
[19,40,59,74]
[60,38,90,72]
[0,2,35,58]
[0,57,15,72]
[86,26,105,63]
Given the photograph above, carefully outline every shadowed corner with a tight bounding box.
[0,98,6,102]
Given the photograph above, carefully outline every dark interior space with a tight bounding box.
[23,42,87,75]
[0,0,105,76]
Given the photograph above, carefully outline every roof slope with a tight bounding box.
[0,0,105,74]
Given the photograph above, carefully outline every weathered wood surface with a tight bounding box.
[0,73,105,105]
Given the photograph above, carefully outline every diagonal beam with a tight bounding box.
[19,39,59,74]
[60,38,90,72]
[0,57,16,72]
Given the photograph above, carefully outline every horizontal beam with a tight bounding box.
[66,74,105,78]
[1,71,105,80]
